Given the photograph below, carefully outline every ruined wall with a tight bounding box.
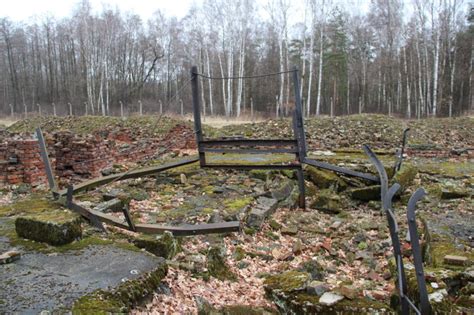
[0,138,46,186]
[0,124,196,187]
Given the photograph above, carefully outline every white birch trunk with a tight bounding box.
[432,30,441,116]
[315,3,325,116]
[205,48,214,115]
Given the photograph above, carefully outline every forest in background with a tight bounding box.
[0,0,473,118]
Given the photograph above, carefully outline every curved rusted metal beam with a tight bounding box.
[407,188,432,315]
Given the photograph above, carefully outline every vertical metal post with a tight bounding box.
[191,66,205,167]
[122,204,136,232]
[36,128,58,197]
[292,67,307,157]
[394,128,410,173]
[407,188,431,315]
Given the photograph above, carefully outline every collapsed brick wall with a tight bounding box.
[0,138,47,186]
[0,124,197,187]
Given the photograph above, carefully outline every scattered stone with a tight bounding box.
[292,239,304,255]
[271,181,294,201]
[207,246,236,281]
[246,197,278,228]
[310,189,342,214]
[391,164,417,193]
[443,255,469,266]
[180,173,187,184]
[430,282,439,289]
[264,271,310,293]
[269,219,282,230]
[306,281,329,296]
[306,166,346,191]
[440,185,469,199]
[103,189,123,201]
[94,198,123,213]
[133,231,179,259]
[428,289,448,303]
[337,285,358,300]
[330,220,343,229]
[350,185,381,201]
[0,250,21,264]
[299,260,325,281]
[319,292,344,306]
[281,225,298,236]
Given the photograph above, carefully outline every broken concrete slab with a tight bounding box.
[94,198,124,213]
[319,292,345,306]
[246,197,278,228]
[444,255,469,266]
[132,231,179,259]
[350,185,381,201]
[0,250,21,264]
[309,189,342,214]
[15,213,82,246]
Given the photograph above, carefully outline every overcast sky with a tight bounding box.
[0,0,198,21]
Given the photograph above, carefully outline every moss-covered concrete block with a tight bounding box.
[392,164,417,194]
[309,189,342,214]
[350,185,381,201]
[15,211,82,246]
[207,246,237,281]
[305,166,346,191]
[132,231,179,259]
[72,258,167,314]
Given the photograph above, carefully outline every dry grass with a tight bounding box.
[0,117,20,127]
[166,113,266,128]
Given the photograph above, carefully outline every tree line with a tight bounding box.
[0,0,472,118]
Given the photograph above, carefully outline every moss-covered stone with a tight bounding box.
[15,213,82,246]
[305,166,346,191]
[392,163,417,193]
[207,246,237,281]
[350,185,381,201]
[72,258,167,314]
[132,231,179,259]
[249,170,270,181]
[264,271,310,293]
[309,189,342,214]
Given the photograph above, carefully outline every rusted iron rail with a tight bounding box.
[364,145,431,315]
[55,156,200,196]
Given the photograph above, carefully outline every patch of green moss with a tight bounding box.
[428,234,474,268]
[0,195,65,217]
[72,259,167,313]
[15,215,82,246]
[392,163,417,193]
[264,271,310,293]
[224,197,253,214]
[350,185,381,201]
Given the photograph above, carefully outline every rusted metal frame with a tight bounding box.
[203,164,302,170]
[407,188,432,315]
[201,148,299,154]
[122,204,136,232]
[135,221,241,236]
[291,66,307,158]
[191,65,206,167]
[303,158,380,183]
[290,67,306,209]
[394,128,410,174]
[36,127,59,198]
[364,145,410,314]
[67,186,106,232]
[66,192,240,236]
[200,139,298,147]
[57,156,200,196]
